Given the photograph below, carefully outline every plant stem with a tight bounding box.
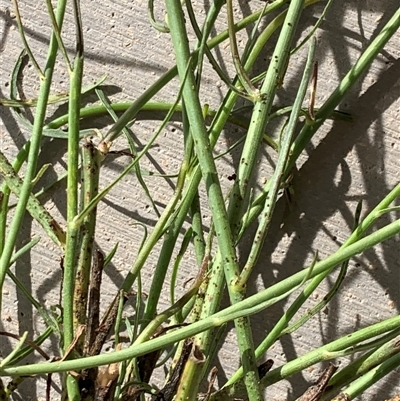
[11,0,44,78]
[144,2,225,323]
[63,0,85,398]
[2,238,400,377]
[287,6,400,173]
[321,332,400,399]
[240,8,400,238]
[330,352,400,401]
[0,0,68,310]
[226,0,258,96]
[73,140,101,351]
[164,0,267,398]
[171,1,319,395]
[226,0,306,242]
[224,175,400,391]
[238,36,316,287]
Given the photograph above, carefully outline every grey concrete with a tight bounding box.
[0,0,399,400]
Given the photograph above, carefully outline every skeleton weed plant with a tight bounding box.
[0,0,399,400]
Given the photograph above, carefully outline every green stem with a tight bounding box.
[45,0,72,71]
[211,317,400,400]
[101,67,192,299]
[164,0,264,398]
[2,234,400,377]
[11,0,43,77]
[0,142,30,254]
[321,332,400,399]
[140,138,193,326]
[0,151,66,248]
[95,88,160,217]
[287,6,400,173]
[63,1,85,398]
[0,0,68,310]
[226,0,258,97]
[241,7,400,238]
[238,36,316,287]
[331,352,400,401]
[226,0,305,239]
[0,332,28,369]
[172,1,318,394]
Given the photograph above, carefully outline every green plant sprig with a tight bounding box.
[226,0,259,98]
[287,6,400,174]
[0,142,28,254]
[0,150,66,248]
[62,0,85,397]
[0,0,69,311]
[238,36,316,288]
[11,0,43,78]
[330,351,400,401]
[95,87,161,217]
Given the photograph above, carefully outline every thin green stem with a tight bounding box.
[238,36,316,287]
[164,0,263,398]
[226,0,306,240]
[226,0,258,97]
[45,0,72,72]
[185,0,243,96]
[225,183,400,390]
[0,74,106,108]
[148,0,169,33]
[0,151,66,248]
[321,332,400,399]
[291,0,334,55]
[140,146,192,326]
[0,142,30,254]
[95,88,160,217]
[331,352,400,401]
[2,225,400,376]
[76,59,193,227]
[240,8,400,237]
[11,0,43,77]
[0,332,28,369]
[174,1,317,394]
[63,1,85,398]
[287,6,400,173]
[211,315,400,400]
[0,0,68,310]
[9,325,55,365]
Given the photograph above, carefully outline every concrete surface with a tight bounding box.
[0,0,399,400]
